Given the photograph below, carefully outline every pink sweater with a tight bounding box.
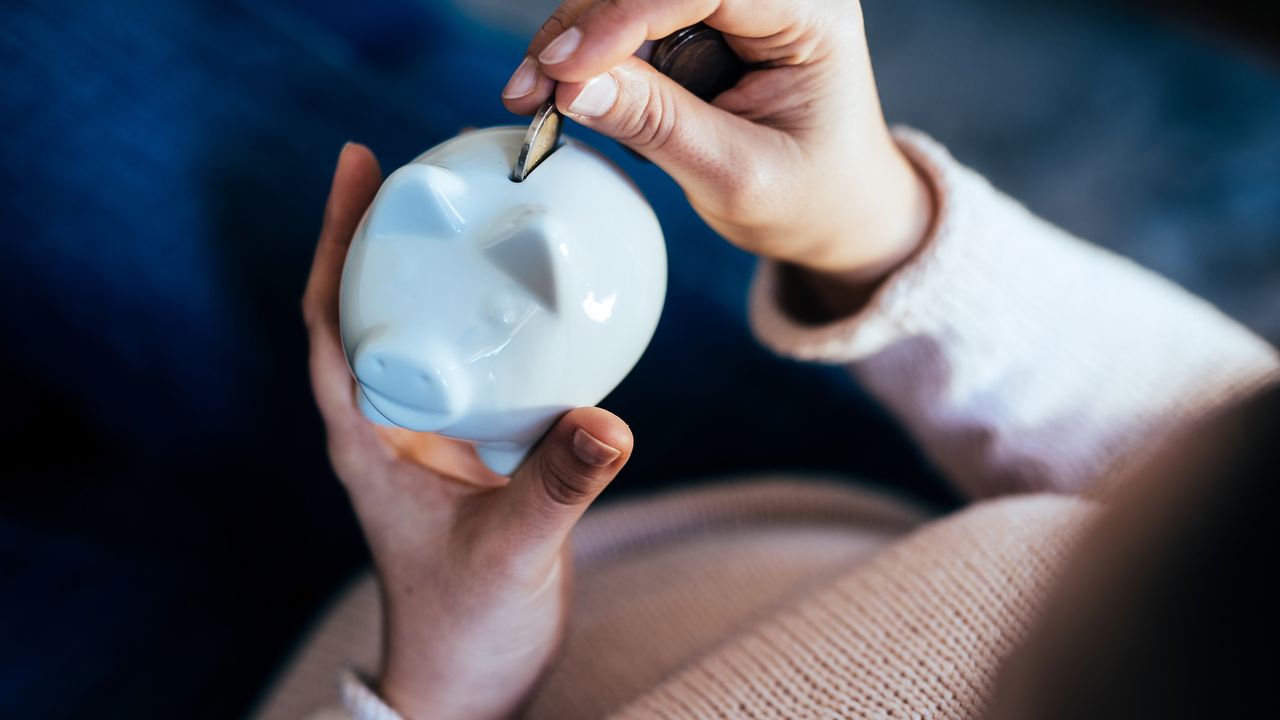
[253,131,1279,720]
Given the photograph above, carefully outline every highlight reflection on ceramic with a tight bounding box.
[339,127,667,474]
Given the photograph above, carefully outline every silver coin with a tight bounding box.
[511,99,563,182]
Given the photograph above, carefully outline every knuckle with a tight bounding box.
[301,292,332,333]
[301,294,319,328]
[619,85,678,153]
[538,453,595,507]
[533,7,576,51]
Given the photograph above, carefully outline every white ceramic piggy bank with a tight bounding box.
[339,127,666,474]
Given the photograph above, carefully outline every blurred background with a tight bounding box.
[1,0,1277,717]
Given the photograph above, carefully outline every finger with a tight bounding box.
[502,0,595,115]
[535,0,810,84]
[303,143,383,426]
[379,427,510,489]
[556,56,784,227]
[499,407,633,548]
[304,143,382,328]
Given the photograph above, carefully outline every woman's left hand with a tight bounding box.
[302,143,635,720]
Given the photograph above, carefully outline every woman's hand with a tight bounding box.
[302,144,634,720]
[503,0,934,315]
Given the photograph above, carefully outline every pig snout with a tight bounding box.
[351,341,470,431]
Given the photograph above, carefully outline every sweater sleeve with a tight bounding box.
[750,128,1279,498]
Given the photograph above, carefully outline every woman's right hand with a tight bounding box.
[502,0,934,310]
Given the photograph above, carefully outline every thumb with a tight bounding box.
[555,56,775,223]
[503,407,633,547]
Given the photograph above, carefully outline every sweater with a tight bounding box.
[251,130,1279,720]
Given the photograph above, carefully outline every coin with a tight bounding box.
[511,99,563,183]
[650,24,745,102]
[512,25,744,178]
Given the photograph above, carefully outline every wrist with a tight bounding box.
[785,141,935,322]
[377,669,488,720]
[375,626,481,720]
[374,581,564,720]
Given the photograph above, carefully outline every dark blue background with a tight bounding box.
[2,0,1276,717]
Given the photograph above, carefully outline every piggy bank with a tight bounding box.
[339,127,666,474]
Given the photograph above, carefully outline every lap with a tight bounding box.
[252,476,932,720]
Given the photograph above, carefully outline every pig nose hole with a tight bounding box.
[416,373,432,386]
[372,357,386,371]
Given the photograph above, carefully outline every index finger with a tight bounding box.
[534,0,811,84]
[503,0,596,115]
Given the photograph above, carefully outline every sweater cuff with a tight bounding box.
[340,670,404,720]
[749,127,973,363]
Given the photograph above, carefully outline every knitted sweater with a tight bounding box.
[252,131,1279,720]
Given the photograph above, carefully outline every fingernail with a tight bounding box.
[502,57,538,99]
[572,428,621,467]
[568,73,618,118]
[539,27,582,65]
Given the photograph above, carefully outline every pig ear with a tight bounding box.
[481,207,573,313]
[366,164,466,238]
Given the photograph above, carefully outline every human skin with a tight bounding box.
[502,0,935,319]
[303,144,634,720]
[306,1,938,717]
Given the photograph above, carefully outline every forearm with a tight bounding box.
[752,128,1280,498]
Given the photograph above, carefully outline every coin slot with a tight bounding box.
[510,142,563,183]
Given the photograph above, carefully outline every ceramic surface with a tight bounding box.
[339,127,667,474]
